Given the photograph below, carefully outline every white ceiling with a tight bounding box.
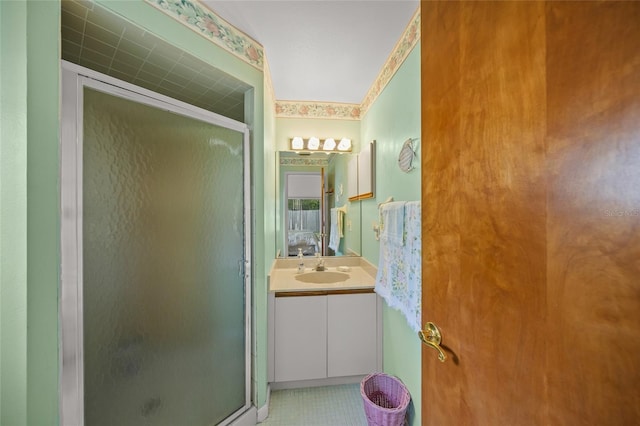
[202,0,419,104]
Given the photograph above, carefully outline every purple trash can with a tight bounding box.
[360,373,410,426]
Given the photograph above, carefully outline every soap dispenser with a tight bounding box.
[297,248,305,273]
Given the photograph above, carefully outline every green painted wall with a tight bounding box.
[1,1,28,425]
[26,1,61,424]
[1,3,61,423]
[360,44,422,425]
[259,80,277,408]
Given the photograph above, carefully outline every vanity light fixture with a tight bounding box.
[289,137,353,153]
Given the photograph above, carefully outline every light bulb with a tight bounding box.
[337,138,351,151]
[308,137,320,150]
[323,138,336,151]
[291,137,304,150]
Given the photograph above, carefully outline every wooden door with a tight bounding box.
[421,1,640,425]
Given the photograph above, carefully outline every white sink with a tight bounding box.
[295,271,350,284]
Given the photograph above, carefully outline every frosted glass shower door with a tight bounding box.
[67,79,250,426]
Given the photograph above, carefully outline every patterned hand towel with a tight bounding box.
[375,201,421,332]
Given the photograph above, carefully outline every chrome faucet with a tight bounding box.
[314,254,325,271]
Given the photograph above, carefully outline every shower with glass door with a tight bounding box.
[60,63,252,426]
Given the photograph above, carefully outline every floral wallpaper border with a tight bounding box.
[275,101,361,121]
[279,157,329,167]
[144,0,264,70]
[360,7,420,117]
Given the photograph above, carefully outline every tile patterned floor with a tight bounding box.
[259,384,368,426]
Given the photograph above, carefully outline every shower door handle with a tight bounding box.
[238,259,250,278]
[238,260,244,278]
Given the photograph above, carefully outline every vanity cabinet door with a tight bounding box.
[327,293,378,377]
[274,295,327,382]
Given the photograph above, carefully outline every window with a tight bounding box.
[286,173,322,256]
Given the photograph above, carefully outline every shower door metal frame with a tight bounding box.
[60,60,252,426]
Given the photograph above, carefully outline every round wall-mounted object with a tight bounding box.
[398,138,416,172]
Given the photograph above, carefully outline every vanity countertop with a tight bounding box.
[269,257,377,292]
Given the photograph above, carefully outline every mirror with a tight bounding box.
[348,140,375,201]
[276,151,361,258]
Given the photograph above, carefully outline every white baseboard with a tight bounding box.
[270,375,364,391]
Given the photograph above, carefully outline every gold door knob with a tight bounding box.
[418,322,446,362]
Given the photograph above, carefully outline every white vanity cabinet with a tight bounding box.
[270,290,381,385]
[327,292,378,377]
[274,295,328,382]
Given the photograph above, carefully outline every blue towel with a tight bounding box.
[375,201,421,332]
[379,202,406,246]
